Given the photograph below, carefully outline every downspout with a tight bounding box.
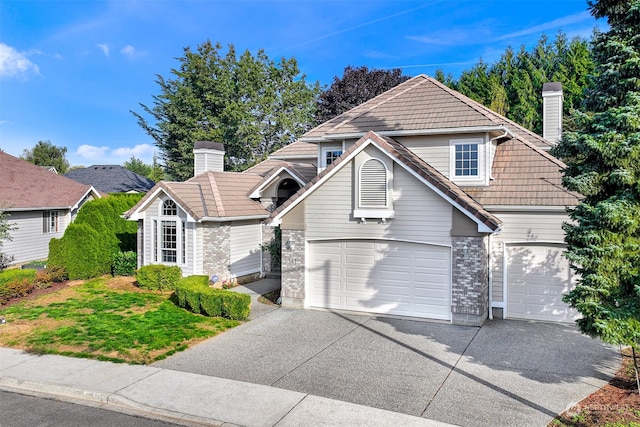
[488,233,493,320]
[488,128,512,181]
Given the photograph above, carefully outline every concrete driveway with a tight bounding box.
[154,294,619,427]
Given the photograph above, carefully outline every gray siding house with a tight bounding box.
[269,75,579,325]
[0,151,100,265]
[128,75,578,325]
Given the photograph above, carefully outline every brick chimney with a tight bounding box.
[193,141,224,176]
[542,82,563,143]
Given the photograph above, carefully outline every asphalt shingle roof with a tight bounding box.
[65,165,155,194]
[0,151,95,210]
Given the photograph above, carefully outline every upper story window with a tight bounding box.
[359,159,387,208]
[450,138,485,185]
[454,143,479,177]
[162,199,177,216]
[322,146,343,168]
[42,210,59,233]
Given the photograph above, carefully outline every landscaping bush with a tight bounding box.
[59,223,102,280]
[174,275,251,320]
[112,251,137,276]
[0,269,37,304]
[136,264,182,291]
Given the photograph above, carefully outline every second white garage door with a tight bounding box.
[308,240,451,320]
[506,244,579,323]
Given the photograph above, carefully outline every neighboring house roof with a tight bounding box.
[465,137,580,207]
[271,131,502,233]
[268,141,318,160]
[302,75,554,150]
[244,159,317,182]
[65,165,155,193]
[40,166,58,174]
[0,151,99,210]
[126,171,268,221]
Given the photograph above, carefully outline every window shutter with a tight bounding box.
[360,160,387,207]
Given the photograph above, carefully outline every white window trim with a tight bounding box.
[353,157,395,221]
[449,138,485,184]
[42,210,59,234]
[320,145,343,170]
[153,198,186,266]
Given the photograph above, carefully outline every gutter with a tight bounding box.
[200,214,270,222]
[301,125,516,142]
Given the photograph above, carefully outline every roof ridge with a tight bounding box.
[313,76,429,135]
[207,172,225,217]
[425,76,554,147]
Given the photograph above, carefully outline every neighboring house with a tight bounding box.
[127,76,578,325]
[268,76,579,325]
[125,141,317,283]
[0,151,100,265]
[65,165,155,194]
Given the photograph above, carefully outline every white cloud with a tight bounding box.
[496,11,592,41]
[97,43,110,56]
[112,143,155,158]
[120,45,137,60]
[77,144,110,159]
[0,43,40,78]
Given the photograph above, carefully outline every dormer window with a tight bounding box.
[450,138,486,185]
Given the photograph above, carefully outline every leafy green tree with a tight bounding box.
[315,66,409,124]
[123,156,152,178]
[553,0,640,353]
[21,140,70,174]
[0,208,16,270]
[133,41,320,179]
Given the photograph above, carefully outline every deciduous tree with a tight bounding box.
[315,66,410,124]
[21,140,70,174]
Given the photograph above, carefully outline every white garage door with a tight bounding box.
[506,244,579,322]
[308,240,451,320]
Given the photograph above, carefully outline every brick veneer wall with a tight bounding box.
[202,222,231,280]
[451,236,488,326]
[280,229,305,307]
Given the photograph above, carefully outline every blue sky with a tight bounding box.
[1,0,602,168]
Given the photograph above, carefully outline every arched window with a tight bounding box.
[162,199,177,216]
[359,159,387,208]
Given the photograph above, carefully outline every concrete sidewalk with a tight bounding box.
[0,347,456,427]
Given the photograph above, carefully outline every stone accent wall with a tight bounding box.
[281,229,305,307]
[202,222,231,280]
[261,224,277,274]
[451,236,488,326]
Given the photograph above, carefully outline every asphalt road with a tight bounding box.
[0,390,182,427]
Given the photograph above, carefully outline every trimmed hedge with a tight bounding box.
[112,251,137,276]
[175,276,251,320]
[136,264,182,291]
[0,269,37,304]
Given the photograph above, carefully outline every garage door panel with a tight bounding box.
[507,245,579,323]
[309,240,451,320]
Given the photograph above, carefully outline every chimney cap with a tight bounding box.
[542,82,562,93]
[194,141,224,151]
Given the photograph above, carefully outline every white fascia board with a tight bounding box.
[249,167,307,199]
[363,139,498,234]
[300,126,514,143]
[4,206,73,212]
[125,187,196,223]
[271,136,498,233]
[72,187,101,210]
[486,205,570,212]
[201,214,269,222]
[269,138,379,225]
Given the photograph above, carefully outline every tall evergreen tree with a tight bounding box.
[553,0,640,351]
[133,41,320,179]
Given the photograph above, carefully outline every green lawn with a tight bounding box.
[0,277,240,364]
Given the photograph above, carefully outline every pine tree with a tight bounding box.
[553,0,640,350]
